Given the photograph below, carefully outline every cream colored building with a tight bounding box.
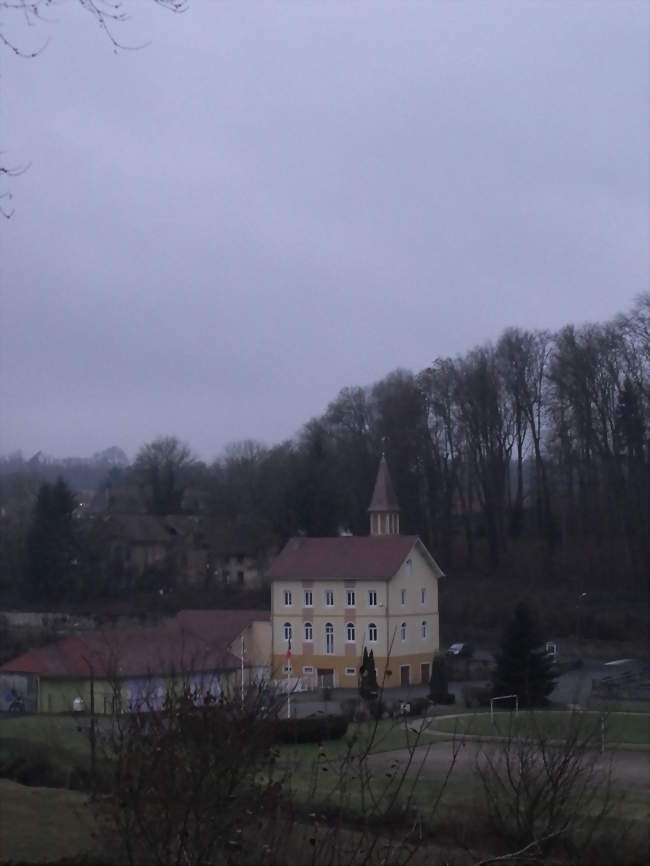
[267,457,444,689]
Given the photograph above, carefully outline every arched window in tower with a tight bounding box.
[283,622,292,642]
[400,622,407,642]
[304,622,313,642]
[368,622,378,643]
[346,622,356,643]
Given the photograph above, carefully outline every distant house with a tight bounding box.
[95,513,211,588]
[0,609,271,714]
[212,552,266,589]
[267,456,444,690]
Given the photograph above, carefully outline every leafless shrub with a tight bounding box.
[474,710,617,862]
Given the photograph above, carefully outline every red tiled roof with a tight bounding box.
[0,609,269,679]
[368,455,400,512]
[265,535,419,581]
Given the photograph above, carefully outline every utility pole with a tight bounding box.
[82,655,96,798]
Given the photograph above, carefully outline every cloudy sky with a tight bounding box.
[0,1,647,461]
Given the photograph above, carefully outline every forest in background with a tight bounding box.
[1,294,648,649]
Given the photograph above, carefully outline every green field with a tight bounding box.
[1,712,647,864]
[278,716,442,765]
[431,710,650,745]
[0,713,94,756]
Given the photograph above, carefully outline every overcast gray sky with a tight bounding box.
[1,1,648,461]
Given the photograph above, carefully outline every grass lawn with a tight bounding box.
[431,710,650,746]
[278,716,448,765]
[0,713,94,757]
[0,779,98,863]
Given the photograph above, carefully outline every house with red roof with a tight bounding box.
[267,456,444,690]
[0,609,270,714]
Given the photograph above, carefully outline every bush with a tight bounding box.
[272,714,348,744]
[475,710,617,858]
[408,697,432,716]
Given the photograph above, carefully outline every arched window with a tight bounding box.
[400,622,407,642]
[325,622,334,655]
[368,622,377,642]
[304,622,313,642]
[346,622,356,643]
[421,620,427,639]
[283,622,292,642]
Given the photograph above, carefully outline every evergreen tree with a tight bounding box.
[367,650,378,692]
[494,602,555,707]
[359,647,378,698]
[429,651,450,703]
[25,477,77,602]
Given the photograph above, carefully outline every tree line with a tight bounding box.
[0,296,647,631]
[206,294,649,591]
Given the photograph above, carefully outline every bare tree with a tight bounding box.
[0,0,187,214]
[474,710,617,863]
[133,435,197,514]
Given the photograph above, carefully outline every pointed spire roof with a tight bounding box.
[368,454,400,513]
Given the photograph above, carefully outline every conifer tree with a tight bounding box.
[494,602,555,707]
[429,651,450,703]
[25,477,77,601]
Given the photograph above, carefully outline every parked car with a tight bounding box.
[446,642,474,659]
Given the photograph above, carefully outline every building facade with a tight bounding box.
[268,457,443,689]
[0,609,271,714]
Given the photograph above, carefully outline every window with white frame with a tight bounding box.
[420,587,426,604]
[283,663,292,673]
[344,667,356,676]
[421,620,427,639]
[345,589,356,607]
[400,621,407,641]
[345,622,356,642]
[400,588,407,606]
[304,621,313,642]
[368,590,377,607]
[304,589,313,607]
[325,589,334,607]
[283,589,292,607]
[303,665,314,674]
[283,622,292,642]
[325,622,334,654]
[368,622,377,642]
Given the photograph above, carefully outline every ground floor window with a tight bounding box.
[344,667,356,676]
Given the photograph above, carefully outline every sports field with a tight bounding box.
[429,709,650,746]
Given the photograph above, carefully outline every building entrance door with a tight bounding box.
[317,668,334,689]
[400,665,410,687]
[420,663,430,684]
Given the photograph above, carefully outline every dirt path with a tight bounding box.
[367,739,650,788]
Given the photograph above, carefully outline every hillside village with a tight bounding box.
[1,457,449,710]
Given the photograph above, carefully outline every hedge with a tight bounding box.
[272,715,348,743]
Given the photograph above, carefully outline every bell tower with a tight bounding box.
[368,454,400,536]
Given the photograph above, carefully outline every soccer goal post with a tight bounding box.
[490,693,519,722]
